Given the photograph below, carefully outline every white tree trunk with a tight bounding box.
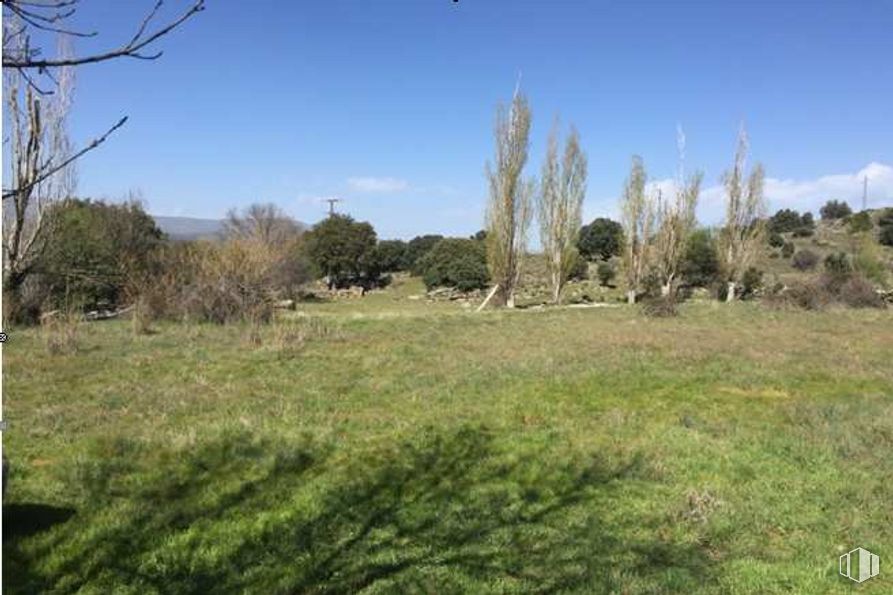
[627,289,636,305]
[660,283,671,297]
[726,281,736,303]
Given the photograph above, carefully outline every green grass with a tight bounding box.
[4,286,893,593]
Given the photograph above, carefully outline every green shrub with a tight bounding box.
[877,208,893,229]
[820,200,852,220]
[418,238,489,291]
[568,252,588,281]
[791,249,819,271]
[792,226,814,238]
[768,209,803,233]
[851,238,889,287]
[880,225,893,247]
[596,262,615,287]
[680,229,720,287]
[768,232,785,248]
[781,241,795,258]
[824,252,852,277]
[848,211,873,233]
[740,267,764,299]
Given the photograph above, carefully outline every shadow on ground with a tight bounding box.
[5,426,712,593]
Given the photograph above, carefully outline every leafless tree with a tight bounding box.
[3,39,75,306]
[224,203,301,247]
[717,125,766,302]
[485,88,534,308]
[653,126,702,297]
[537,122,587,305]
[620,156,655,305]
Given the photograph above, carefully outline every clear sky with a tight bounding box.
[60,0,893,239]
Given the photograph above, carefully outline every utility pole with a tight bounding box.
[324,197,342,216]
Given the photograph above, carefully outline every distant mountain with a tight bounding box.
[153,215,309,241]
[153,216,225,241]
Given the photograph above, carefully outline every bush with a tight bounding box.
[781,241,795,258]
[578,218,623,261]
[642,295,678,318]
[878,208,893,229]
[768,232,785,248]
[820,200,852,220]
[41,309,81,355]
[143,240,287,325]
[824,252,852,277]
[417,238,489,291]
[768,209,802,233]
[791,249,819,271]
[680,229,720,287]
[848,211,873,233]
[765,280,831,311]
[792,226,814,238]
[740,267,764,299]
[880,225,893,247]
[838,275,885,309]
[567,253,588,281]
[596,262,615,287]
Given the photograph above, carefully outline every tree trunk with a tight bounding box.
[660,283,671,297]
[726,281,736,303]
[626,289,636,305]
[552,270,562,305]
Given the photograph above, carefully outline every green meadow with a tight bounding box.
[4,281,893,593]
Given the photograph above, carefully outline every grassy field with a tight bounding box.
[4,278,893,593]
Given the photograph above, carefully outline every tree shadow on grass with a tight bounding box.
[3,503,76,542]
[7,427,714,594]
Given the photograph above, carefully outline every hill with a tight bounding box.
[152,216,225,241]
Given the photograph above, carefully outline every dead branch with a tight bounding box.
[2,0,205,69]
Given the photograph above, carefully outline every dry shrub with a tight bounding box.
[679,489,722,524]
[136,239,303,325]
[41,309,81,355]
[641,295,679,318]
[763,273,884,311]
[130,294,153,335]
[181,240,278,324]
[764,280,831,311]
[266,316,340,356]
[838,275,885,309]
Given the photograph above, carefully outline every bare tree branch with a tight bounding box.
[2,116,127,200]
[2,0,205,69]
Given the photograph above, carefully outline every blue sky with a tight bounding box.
[58,0,893,239]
